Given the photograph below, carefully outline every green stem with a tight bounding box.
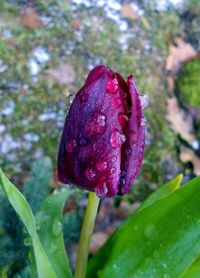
[74,192,100,278]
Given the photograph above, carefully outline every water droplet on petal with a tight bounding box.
[110,167,116,174]
[96,114,106,127]
[85,168,97,180]
[119,170,126,187]
[139,95,149,110]
[126,148,132,156]
[110,129,126,148]
[120,178,126,186]
[106,78,118,94]
[79,89,89,103]
[112,96,122,109]
[79,138,87,146]
[95,182,108,198]
[79,146,90,161]
[118,113,129,128]
[96,160,108,171]
[69,94,75,103]
[93,143,97,150]
[111,155,117,162]
[84,113,107,136]
[66,139,76,152]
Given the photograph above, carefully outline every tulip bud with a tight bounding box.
[57,65,145,198]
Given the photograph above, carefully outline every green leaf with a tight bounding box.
[87,177,200,278]
[0,169,56,278]
[138,173,183,212]
[182,255,200,278]
[36,189,73,278]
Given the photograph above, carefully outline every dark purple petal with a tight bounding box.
[118,75,145,195]
[57,66,145,198]
[57,66,129,198]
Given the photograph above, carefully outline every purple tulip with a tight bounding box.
[57,65,145,198]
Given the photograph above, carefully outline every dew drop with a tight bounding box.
[93,143,97,150]
[95,182,108,198]
[112,96,122,109]
[120,178,126,186]
[49,244,58,253]
[118,113,129,127]
[66,139,76,152]
[84,113,106,136]
[96,114,106,127]
[79,90,89,103]
[53,219,62,236]
[69,94,75,104]
[139,95,149,110]
[24,237,32,246]
[132,140,137,147]
[110,129,126,148]
[126,147,132,156]
[110,167,116,174]
[106,78,118,94]
[144,223,156,240]
[79,138,87,146]
[79,146,90,161]
[111,155,117,162]
[96,160,108,171]
[85,168,97,180]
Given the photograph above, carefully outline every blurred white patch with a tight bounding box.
[39,112,56,121]
[0,124,6,133]
[1,100,15,116]
[29,46,50,75]
[24,133,39,142]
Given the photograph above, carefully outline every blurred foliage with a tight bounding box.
[0,157,82,277]
[0,0,184,190]
[0,0,199,273]
[23,157,53,213]
[176,58,200,109]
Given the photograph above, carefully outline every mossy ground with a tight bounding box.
[0,0,199,209]
[176,58,200,109]
[0,0,200,276]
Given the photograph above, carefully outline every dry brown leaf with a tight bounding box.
[20,7,43,29]
[180,146,200,175]
[166,98,195,144]
[121,4,138,21]
[90,232,109,255]
[166,37,197,74]
[166,75,174,93]
[47,64,75,85]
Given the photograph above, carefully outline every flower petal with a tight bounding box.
[118,75,145,195]
[57,66,128,198]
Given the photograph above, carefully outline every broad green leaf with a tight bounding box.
[182,255,200,278]
[138,173,183,212]
[87,177,200,278]
[0,169,56,278]
[36,189,73,278]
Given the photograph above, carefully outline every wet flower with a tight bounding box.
[57,65,146,198]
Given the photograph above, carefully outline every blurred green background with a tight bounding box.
[0,0,200,276]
